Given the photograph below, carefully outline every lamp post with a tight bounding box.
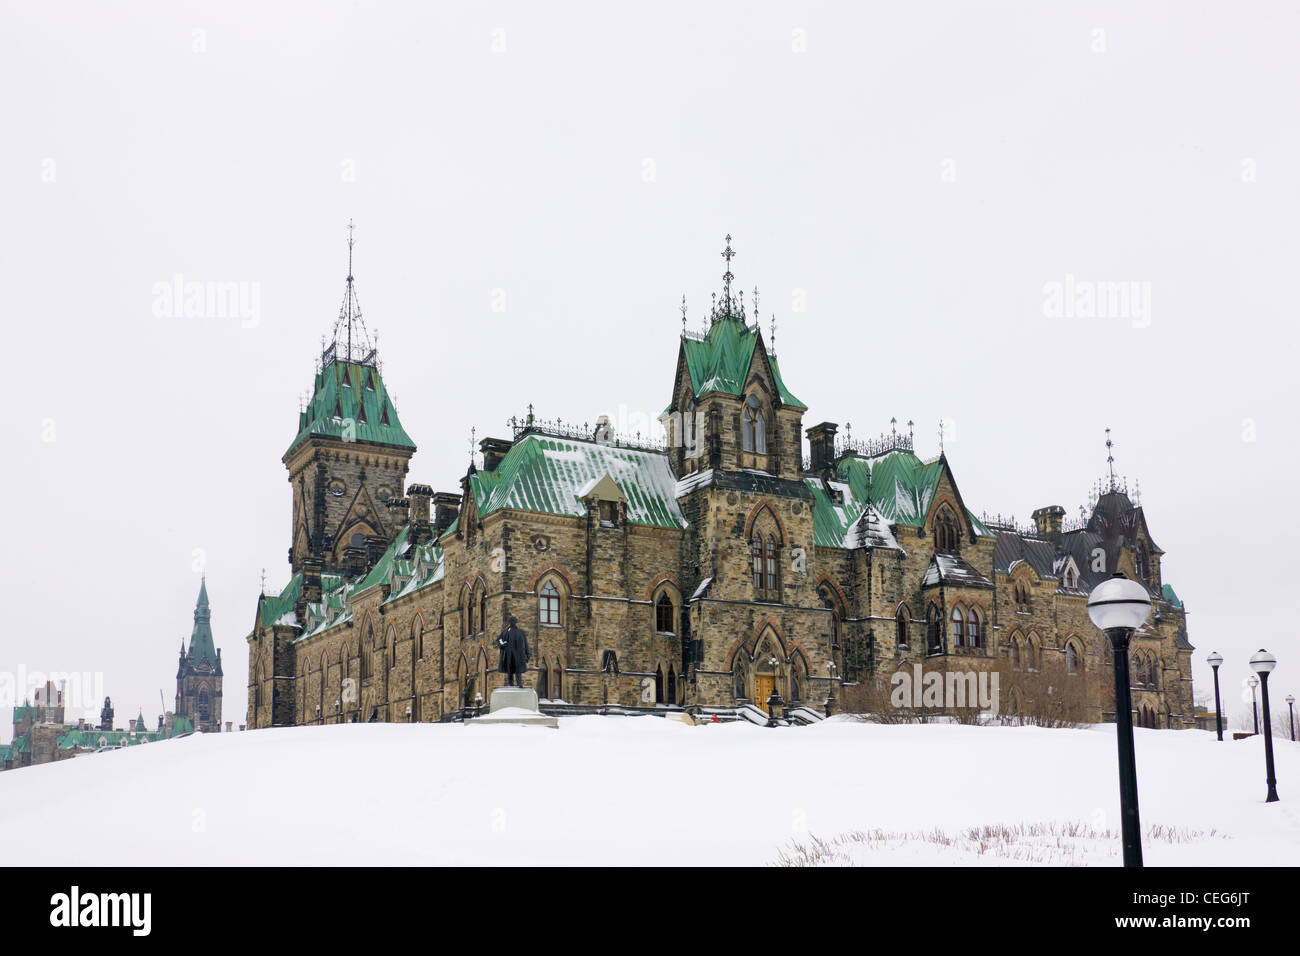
[1088,573,1152,868]
[1248,675,1259,735]
[826,661,838,717]
[1288,694,1296,743]
[767,656,784,726]
[1249,650,1279,803]
[1207,652,1224,741]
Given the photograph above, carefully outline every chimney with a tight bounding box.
[407,484,433,544]
[364,534,387,569]
[806,422,839,474]
[1032,505,1065,542]
[433,492,461,536]
[480,437,513,473]
[225,721,232,733]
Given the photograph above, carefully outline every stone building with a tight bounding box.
[246,238,1194,730]
[176,578,223,733]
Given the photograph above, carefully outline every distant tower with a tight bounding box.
[283,222,417,576]
[176,577,223,733]
[99,696,114,732]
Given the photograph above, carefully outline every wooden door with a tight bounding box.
[755,674,775,712]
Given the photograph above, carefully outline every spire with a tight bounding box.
[323,219,375,369]
[185,576,218,672]
[710,234,743,323]
[1105,427,1116,492]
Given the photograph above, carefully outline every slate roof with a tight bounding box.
[285,358,415,458]
[922,552,995,589]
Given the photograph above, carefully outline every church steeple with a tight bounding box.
[185,576,218,669]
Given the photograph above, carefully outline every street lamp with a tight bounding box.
[1248,675,1259,735]
[1207,652,1224,742]
[1249,650,1279,803]
[1088,572,1152,868]
[767,656,784,725]
[1288,694,1296,743]
[826,661,838,717]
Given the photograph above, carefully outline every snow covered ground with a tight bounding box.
[1,716,1296,866]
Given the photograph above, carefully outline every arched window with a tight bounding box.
[764,535,778,595]
[1065,642,1080,674]
[655,666,665,704]
[537,661,550,700]
[732,657,747,700]
[895,606,910,646]
[1009,638,1021,670]
[967,609,981,648]
[951,607,964,647]
[198,689,210,721]
[926,605,941,653]
[478,586,487,635]
[414,618,424,661]
[1024,638,1037,672]
[552,665,562,701]
[667,667,677,705]
[461,586,472,638]
[743,395,767,454]
[655,593,675,634]
[934,509,960,552]
[751,534,763,589]
[539,580,560,626]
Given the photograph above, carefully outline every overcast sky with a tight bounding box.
[2,1,1296,736]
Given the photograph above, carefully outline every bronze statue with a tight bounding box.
[496,615,530,687]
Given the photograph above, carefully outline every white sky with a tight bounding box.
[2,1,1297,737]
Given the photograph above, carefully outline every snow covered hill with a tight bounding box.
[1,717,1295,866]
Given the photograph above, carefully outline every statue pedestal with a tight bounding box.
[490,686,539,713]
[466,686,558,728]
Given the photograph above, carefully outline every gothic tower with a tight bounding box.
[284,224,416,577]
[177,576,223,733]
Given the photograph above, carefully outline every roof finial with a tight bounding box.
[260,567,266,596]
[1105,427,1116,492]
[939,418,945,456]
[469,425,477,464]
[770,312,776,352]
[719,234,736,318]
[680,294,687,333]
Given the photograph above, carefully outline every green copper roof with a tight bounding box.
[0,744,12,763]
[1161,583,1182,609]
[12,705,31,723]
[184,577,219,670]
[259,572,303,629]
[468,433,688,529]
[284,359,415,458]
[833,452,992,534]
[680,319,805,409]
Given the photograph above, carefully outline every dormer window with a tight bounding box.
[742,394,767,454]
[599,501,618,527]
[380,404,390,426]
[364,371,375,391]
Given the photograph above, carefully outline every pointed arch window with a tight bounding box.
[667,667,677,705]
[1066,642,1080,674]
[479,586,487,635]
[655,666,665,704]
[655,593,675,634]
[198,689,210,721]
[743,395,767,454]
[967,609,981,648]
[1009,638,1021,670]
[539,580,560,626]
[764,535,777,593]
[926,605,942,654]
[751,534,763,588]
[951,607,965,647]
[895,607,910,647]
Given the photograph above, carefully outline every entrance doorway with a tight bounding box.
[755,674,775,712]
